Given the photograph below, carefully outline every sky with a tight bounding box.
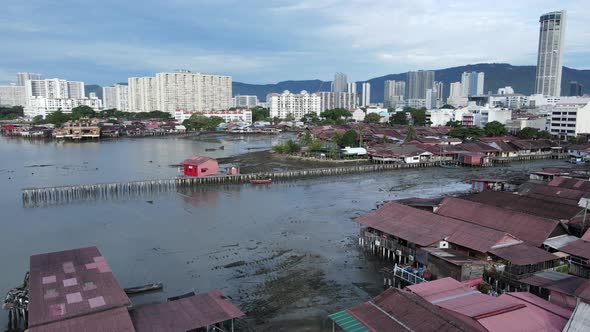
[1,0,589,86]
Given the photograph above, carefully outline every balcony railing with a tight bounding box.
[361,230,416,257]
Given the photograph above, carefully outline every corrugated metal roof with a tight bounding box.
[582,229,590,242]
[489,243,560,265]
[560,239,590,260]
[500,292,572,329]
[28,247,131,329]
[466,191,582,221]
[436,197,561,247]
[354,201,460,246]
[521,184,587,206]
[562,301,590,332]
[130,290,244,331]
[344,288,482,331]
[181,156,215,166]
[549,177,590,192]
[544,235,581,250]
[520,271,590,297]
[328,311,368,332]
[27,307,135,332]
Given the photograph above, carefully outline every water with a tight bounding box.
[0,135,567,330]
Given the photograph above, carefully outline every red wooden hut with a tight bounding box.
[181,156,218,177]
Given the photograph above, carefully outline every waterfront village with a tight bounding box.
[3,7,590,332]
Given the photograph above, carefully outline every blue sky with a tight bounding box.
[1,0,588,85]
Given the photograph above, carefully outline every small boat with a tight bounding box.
[168,291,196,302]
[205,148,216,151]
[439,162,459,169]
[250,179,272,185]
[219,145,225,150]
[124,283,163,295]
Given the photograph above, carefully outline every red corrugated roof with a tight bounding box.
[549,177,590,192]
[499,292,572,328]
[582,229,590,241]
[436,197,561,247]
[347,288,483,331]
[465,191,581,221]
[130,290,244,331]
[489,243,559,265]
[181,156,215,166]
[27,307,135,332]
[354,201,460,246]
[559,239,590,260]
[519,271,590,297]
[28,247,131,329]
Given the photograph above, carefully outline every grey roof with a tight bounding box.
[562,301,590,332]
[544,235,580,250]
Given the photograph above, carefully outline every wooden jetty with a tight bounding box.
[22,162,438,207]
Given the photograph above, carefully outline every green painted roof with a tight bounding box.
[328,310,369,332]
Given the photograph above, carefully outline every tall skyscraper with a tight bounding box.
[434,81,444,104]
[332,72,347,93]
[461,72,484,96]
[347,82,356,94]
[535,10,566,97]
[25,79,84,99]
[361,82,371,106]
[569,81,583,97]
[407,70,434,100]
[384,80,405,108]
[16,72,42,86]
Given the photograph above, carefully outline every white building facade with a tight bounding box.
[24,96,102,118]
[535,11,566,97]
[233,95,258,108]
[384,80,405,108]
[549,98,590,139]
[361,82,371,106]
[16,72,42,86]
[25,79,85,100]
[128,77,157,112]
[266,90,321,120]
[0,85,26,107]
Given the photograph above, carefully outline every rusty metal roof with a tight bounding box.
[560,239,590,260]
[344,288,483,331]
[436,197,561,247]
[465,191,582,221]
[488,243,560,265]
[181,156,215,166]
[27,307,135,332]
[130,290,244,331]
[549,177,590,192]
[520,271,590,297]
[28,246,131,329]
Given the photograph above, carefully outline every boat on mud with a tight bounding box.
[250,179,272,185]
[124,282,163,295]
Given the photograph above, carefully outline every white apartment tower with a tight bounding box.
[407,70,435,100]
[16,72,42,86]
[361,82,371,106]
[535,11,567,97]
[102,86,117,109]
[0,85,26,107]
[128,77,157,112]
[102,84,129,111]
[266,90,321,120]
[333,73,348,93]
[25,79,84,99]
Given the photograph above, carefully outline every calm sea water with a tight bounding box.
[0,135,567,330]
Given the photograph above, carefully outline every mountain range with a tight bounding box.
[86,63,590,103]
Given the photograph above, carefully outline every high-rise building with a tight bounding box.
[128,77,157,112]
[461,72,484,96]
[426,88,439,110]
[233,95,258,108]
[569,81,583,97]
[266,90,321,120]
[319,92,357,111]
[102,84,129,111]
[16,72,42,86]
[102,86,117,109]
[347,82,356,94]
[535,11,566,97]
[332,73,348,93]
[384,80,405,108]
[128,71,231,113]
[25,79,84,100]
[407,70,434,100]
[361,82,371,106]
[447,82,468,107]
[0,85,26,107]
[434,81,444,106]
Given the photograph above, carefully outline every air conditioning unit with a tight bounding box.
[439,241,449,249]
[375,240,381,246]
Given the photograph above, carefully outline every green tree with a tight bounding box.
[0,106,24,120]
[441,104,456,109]
[32,115,44,124]
[45,110,71,126]
[272,116,281,124]
[285,139,301,153]
[339,130,358,147]
[320,108,352,122]
[251,107,270,122]
[391,111,409,125]
[300,131,313,145]
[449,126,484,139]
[328,147,339,159]
[517,127,539,139]
[285,113,296,122]
[569,136,581,144]
[307,138,323,152]
[405,125,417,141]
[410,108,429,126]
[364,112,381,123]
[537,130,552,139]
[185,115,224,131]
[302,112,320,124]
[331,131,343,145]
[484,121,508,137]
[71,105,96,119]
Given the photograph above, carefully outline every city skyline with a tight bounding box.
[1,1,589,86]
